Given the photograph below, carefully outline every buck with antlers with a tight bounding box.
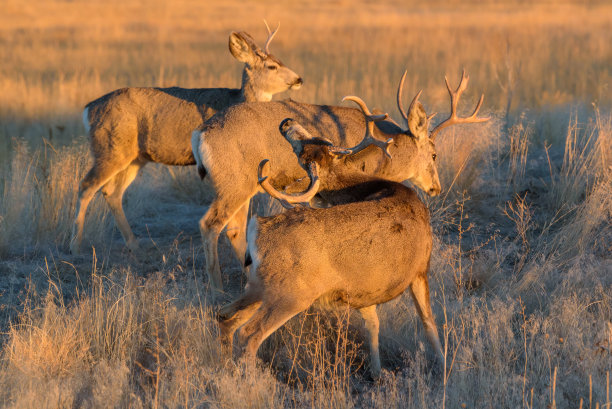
[192,70,488,291]
[218,115,446,377]
[70,22,302,255]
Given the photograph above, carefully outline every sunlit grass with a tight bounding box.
[0,1,610,408]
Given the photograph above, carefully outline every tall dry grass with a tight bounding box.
[0,103,609,408]
[1,0,612,150]
[0,1,611,408]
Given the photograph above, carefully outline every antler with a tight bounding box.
[258,159,320,209]
[397,70,410,128]
[397,69,436,130]
[340,96,393,158]
[429,70,490,140]
[263,20,280,54]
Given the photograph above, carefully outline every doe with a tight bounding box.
[71,22,302,254]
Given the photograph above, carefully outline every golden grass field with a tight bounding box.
[0,0,611,408]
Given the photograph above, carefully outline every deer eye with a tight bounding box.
[432,153,437,161]
[267,65,278,70]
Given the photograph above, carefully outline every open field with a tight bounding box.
[0,0,611,407]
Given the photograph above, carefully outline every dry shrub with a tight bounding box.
[0,2,611,406]
[0,140,111,255]
[0,271,225,408]
[547,109,611,213]
[434,117,502,202]
[517,110,611,292]
[506,117,532,189]
[211,363,285,409]
[267,308,362,406]
[0,139,216,256]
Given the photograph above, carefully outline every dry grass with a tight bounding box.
[0,1,611,408]
[2,0,612,147]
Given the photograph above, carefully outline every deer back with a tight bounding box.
[248,181,432,309]
[196,99,433,196]
[83,24,302,167]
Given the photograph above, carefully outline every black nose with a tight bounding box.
[428,187,440,197]
[295,78,303,86]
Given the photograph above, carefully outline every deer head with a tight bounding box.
[229,21,303,101]
[341,69,489,196]
[258,70,489,202]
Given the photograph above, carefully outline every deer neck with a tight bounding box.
[344,146,393,179]
[240,68,273,102]
[313,159,381,204]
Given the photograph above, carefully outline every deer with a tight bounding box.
[218,112,445,378]
[70,22,303,255]
[192,70,489,291]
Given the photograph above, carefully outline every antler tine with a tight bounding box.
[397,69,409,128]
[340,96,392,158]
[258,159,320,208]
[430,70,490,140]
[408,89,423,119]
[263,20,280,54]
[342,96,387,120]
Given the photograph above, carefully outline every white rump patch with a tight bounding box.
[191,129,204,171]
[82,107,90,134]
[192,129,215,175]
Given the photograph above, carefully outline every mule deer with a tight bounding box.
[70,22,302,254]
[218,114,445,377]
[192,70,488,291]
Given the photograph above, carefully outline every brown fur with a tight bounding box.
[193,97,440,291]
[218,126,444,377]
[70,30,302,254]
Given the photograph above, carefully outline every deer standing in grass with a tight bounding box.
[192,70,488,291]
[218,113,446,377]
[70,23,302,255]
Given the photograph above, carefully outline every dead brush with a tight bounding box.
[163,165,215,206]
[4,283,90,380]
[506,116,531,189]
[433,117,500,206]
[548,109,609,213]
[0,139,111,254]
[503,192,533,273]
[260,307,364,387]
[0,267,224,407]
[539,109,610,263]
[262,307,367,408]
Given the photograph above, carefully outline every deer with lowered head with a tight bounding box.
[218,111,447,378]
[192,70,488,291]
[70,22,302,255]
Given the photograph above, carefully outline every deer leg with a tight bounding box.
[199,199,240,292]
[71,161,129,255]
[358,305,381,378]
[234,299,308,362]
[218,288,262,349]
[409,273,443,362]
[199,192,256,293]
[225,202,250,271]
[100,159,145,252]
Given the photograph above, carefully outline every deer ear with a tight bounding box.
[229,32,259,64]
[279,118,333,156]
[407,101,428,140]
